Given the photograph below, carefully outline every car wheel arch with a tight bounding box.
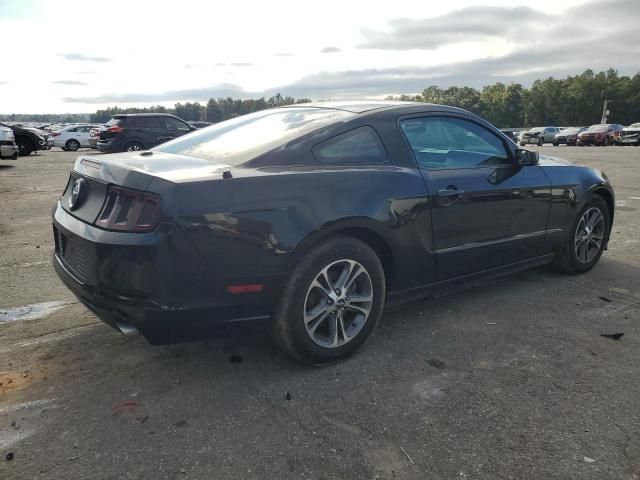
[593,187,614,236]
[290,220,396,291]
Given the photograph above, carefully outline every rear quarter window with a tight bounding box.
[312,126,387,164]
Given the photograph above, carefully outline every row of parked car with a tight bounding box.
[501,123,640,147]
[0,115,214,157]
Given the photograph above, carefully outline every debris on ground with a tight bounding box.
[583,456,596,463]
[6,453,14,461]
[600,332,624,341]
[428,359,446,369]
[285,391,292,401]
[229,354,243,364]
[400,447,415,465]
[598,296,612,302]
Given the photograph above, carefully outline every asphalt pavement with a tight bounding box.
[1,146,639,479]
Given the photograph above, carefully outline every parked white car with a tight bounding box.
[50,125,95,151]
[0,125,19,159]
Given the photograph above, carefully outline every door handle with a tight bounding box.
[437,187,465,197]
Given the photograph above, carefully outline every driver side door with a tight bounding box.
[400,114,552,279]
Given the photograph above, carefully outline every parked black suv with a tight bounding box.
[97,113,195,153]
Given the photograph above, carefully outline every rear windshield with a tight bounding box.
[153,108,353,165]
[586,125,608,132]
[561,127,581,134]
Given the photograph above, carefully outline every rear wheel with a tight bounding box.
[16,137,33,156]
[272,236,386,364]
[124,140,145,152]
[553,195,609,274]
[65,139,80,151]
[552,141,559,146]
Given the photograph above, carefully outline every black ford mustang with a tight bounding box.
[52,101,614,364]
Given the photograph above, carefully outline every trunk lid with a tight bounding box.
[62,151,231,225]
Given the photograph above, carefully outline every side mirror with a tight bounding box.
[516,149,539,166]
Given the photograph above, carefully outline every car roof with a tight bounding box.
[113,113,175,118]
[280,100,429,114]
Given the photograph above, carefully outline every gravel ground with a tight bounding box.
[1,146,639,480]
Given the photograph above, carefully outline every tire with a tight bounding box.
[537,137,544,146]
[272,236,386,364]
[552,142,559,146]
[65,139,80,151]
[603,136,609,146]
[16,137,33,156]
[123,140,145,152]
[552,195,610,274]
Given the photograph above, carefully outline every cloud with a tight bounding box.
[64,83,247,104]
[273,52,294,57]
[63,0,640,104]
[320,46,341,53]
[58,53,112,62]
[359,6,544,50]
[77,71,96,75]
[52,80,88,86]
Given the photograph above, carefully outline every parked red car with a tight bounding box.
[577,124,623,146]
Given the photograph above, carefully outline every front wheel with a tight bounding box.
[552,141,559,146]
[603,136,610,146]
[272,236,386,364]
[552,195,610,274]
[537,137,544,146]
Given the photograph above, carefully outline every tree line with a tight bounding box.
[89,93,311,123]
[387,69,640,127]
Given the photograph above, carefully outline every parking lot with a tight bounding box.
[1,146,639,479]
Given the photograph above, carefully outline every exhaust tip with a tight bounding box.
[115,321,139,337]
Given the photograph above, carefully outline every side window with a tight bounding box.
[399,116,510,170]
[127,117,145,128]
[67,127,77,133]
[545,127,554,133]
[312,126,387,164]
[165,118,191,132]
[145,118,163,129]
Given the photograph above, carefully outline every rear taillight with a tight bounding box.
[108,125,124,134]
[95,186,160,232]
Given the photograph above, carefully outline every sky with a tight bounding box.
[0,0,639,113]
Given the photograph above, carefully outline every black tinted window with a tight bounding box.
[400,116,510,170]
[313,127,386,164]
[127,117,145,128]
[165,118,191,131]
[145,118,163,128]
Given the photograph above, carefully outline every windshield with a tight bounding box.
[586,125,608,132]
[153,108,353,165]
[561,127,581,134]
[628,123,640,129]
[528,127,544,133]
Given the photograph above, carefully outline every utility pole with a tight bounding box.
[601,99,610,124]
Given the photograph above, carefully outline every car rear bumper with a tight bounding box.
[0,143,18,158]
[52,202,272,344]
[96,139,120,152]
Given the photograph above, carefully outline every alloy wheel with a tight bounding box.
[303,259,373,348]
[574,207,605,264]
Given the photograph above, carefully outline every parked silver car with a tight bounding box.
[520,126,561,146]
[0,125,19,159]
